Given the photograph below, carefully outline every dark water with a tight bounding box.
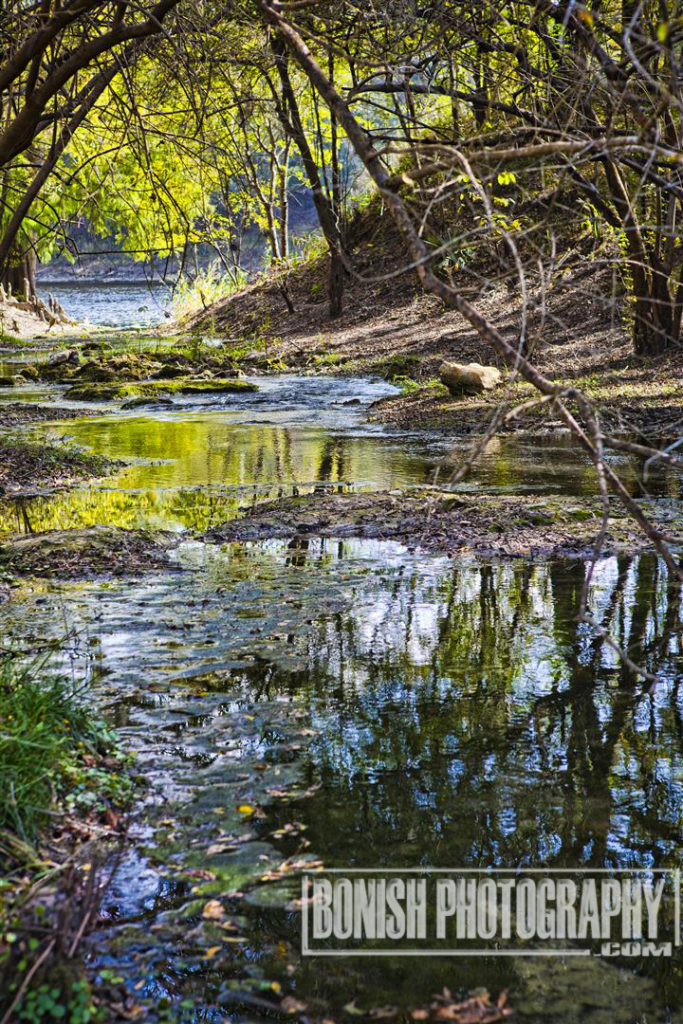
[1,368,682,1021]
[3,541,682,1022]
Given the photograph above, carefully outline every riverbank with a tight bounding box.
[180,209,682,443]
[0,654,135,1024]
[0,351,680,1021]
[207,489,683,560]
[0,436,120,493]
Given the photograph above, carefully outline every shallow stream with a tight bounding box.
[1,342,682,1021]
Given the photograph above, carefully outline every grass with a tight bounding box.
[171,262,248,319]
[0,654,129,844]
[0,655,134,1022]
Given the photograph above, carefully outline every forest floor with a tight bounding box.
[183,217,682,442]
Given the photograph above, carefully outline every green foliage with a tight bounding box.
[172,262,248,318]
[392,375,443,395]
[15,977,98,1023]
[0,655,128,842]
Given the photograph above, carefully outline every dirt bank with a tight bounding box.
[0,525,176,578]
[183,226,682,441]
[0,402,100,428]
[206,490,683,560]
[0,437,120,492]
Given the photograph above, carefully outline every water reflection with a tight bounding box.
[0,414,680,537]
[2,541,682,1020]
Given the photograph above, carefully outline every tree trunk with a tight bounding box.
[269,32,345,317]
[631,285,677,356]
[1,248,37,301]
[601,158,678,356]
[258,0,683,581]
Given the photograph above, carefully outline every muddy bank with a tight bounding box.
[370,370,683,440]
[0,437,120,492]
[0,525,176,579]
[206,489,683,559]
[0,402,99,428]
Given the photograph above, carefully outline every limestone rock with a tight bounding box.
[47,348,79,367]
[439,361,502,396]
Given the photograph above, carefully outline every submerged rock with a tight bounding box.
[121,396,176,410]
[439,361,502,395]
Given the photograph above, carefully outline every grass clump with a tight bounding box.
[172,262,248,318]
[0,654,130,844]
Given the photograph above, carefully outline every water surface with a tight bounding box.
[0,348,681,1021]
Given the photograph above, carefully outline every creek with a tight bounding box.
[0,337,681,1022]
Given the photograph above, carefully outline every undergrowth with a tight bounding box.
[0,654,133,1023]
[0,654,129,843]
[172,262,248,318]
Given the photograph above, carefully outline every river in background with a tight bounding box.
[0,294,682,1022]
[38,280,172,328]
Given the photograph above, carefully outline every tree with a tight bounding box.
[0,0,185,298]
[258,0,682,583]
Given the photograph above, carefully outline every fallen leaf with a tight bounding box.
[202,899,225,921]
[207,843,237,856]
[281,995,308,1014]
[344,1001,366,1016]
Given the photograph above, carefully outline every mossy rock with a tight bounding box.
[64,378,258,402]
[153,364,187,380]
[16,364,39,381]
[73,360,120,383]
[0,375,14,387]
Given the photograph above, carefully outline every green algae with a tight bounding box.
[63,378,259,401]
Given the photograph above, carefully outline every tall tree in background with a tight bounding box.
[0,0,184,298]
